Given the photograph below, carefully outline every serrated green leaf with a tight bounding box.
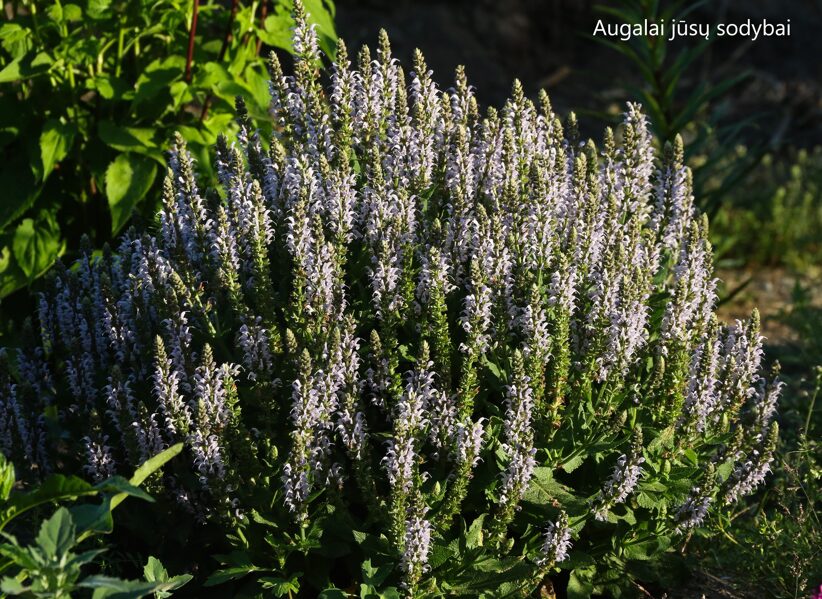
[36,507,76,559]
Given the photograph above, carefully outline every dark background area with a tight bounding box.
[335,0,822,148]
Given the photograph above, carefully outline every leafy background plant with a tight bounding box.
[0,0,337,303]
[0,445,190,598]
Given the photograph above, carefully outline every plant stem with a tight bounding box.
[256,0,269,56]
[185,0,200,83]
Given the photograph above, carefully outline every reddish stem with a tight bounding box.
[185,0,200,83]
[256,0,269,56]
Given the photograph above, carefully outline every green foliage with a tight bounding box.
[712,148,822,271]
[0,446,190,598]
[594,0,766,215]
[697,368,821,598]
[0,0,337,298]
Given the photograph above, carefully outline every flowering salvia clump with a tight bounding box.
[0,2,781,595]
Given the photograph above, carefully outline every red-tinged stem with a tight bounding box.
[256,0,269,56]
[185,0,200,83]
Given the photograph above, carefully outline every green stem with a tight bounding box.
[802,370,820,439]
[115,25,125,78]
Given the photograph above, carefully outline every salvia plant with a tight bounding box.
[0,2,782,596]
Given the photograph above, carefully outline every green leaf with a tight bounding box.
[0,540,40,570]
[318,589,349,599]
[105,154,157,234]
[97,122,163,163]
[63,4,83,21]
[11,213,62,280]
[428,542,455,570]
[622,536,671,561]
[131,56,185,113]
[361,559,391,588]
[36,507,76,559]
[0,52,51,83]
[91,75,130,101]
[465,514,485,549]
[110,443,183,511]
[68,548,108,568]
[0,455,15,501]
[87,0,112,19]
[560,453,585,473]
[566,567,595,599]
[0,576,26,594]
[259,573,301,597]
[203,565,262,587]
[95,476,154,503]
[647,426,675,452]
[39,120,76,181]
[71,499,114,536]
[80,575,174,598]
[143,556,191,598]
[0,474,95,532]
[143,556,168,583]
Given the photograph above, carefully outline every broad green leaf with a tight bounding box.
[35,507,76,558]
[0,475,95,532]
[622,536,670,561]
[71,498,114,537]
[105,154,157,234]
[566,567,595,599]
[63,4,83,21]
[91,75,129,101]
[0,52,51,83]
[11,214,62,280]
[428,542,454,570]
[131,56,185,113]
[39,120,76,181]
[87,0,112,19]
[0,23,32,59]
[361,559,391,588]
[318,590,349,599]
[0,576,26,594]
[647,426,675,452]
[97,122,163,163]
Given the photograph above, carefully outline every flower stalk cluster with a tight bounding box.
[0,2,782,593]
